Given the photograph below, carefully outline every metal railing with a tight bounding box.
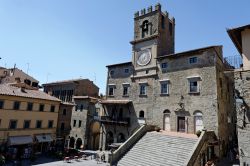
[95,116,130,125]
[224,55,243,69]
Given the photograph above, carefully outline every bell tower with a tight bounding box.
[130,3,175,78]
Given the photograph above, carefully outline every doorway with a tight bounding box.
[177,116,185,132]
[164,114,170,131]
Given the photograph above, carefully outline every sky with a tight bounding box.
[0,0,249,94]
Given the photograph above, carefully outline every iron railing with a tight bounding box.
[224,55,243,69]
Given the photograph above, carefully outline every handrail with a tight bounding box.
[184,130,217,166]
[109,125,147,165]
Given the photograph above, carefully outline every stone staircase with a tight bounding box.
[117,131,198,166]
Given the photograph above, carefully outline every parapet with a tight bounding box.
[134,3,161,18]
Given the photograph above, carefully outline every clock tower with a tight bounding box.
[131,3,175,78]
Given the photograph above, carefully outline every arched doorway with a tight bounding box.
[139,110,144,118]
[75,138,82,149]
[194,111,203,133]
[163,109,171,131]
[106,131,114,149]
[117,133,125,143]
[90,121,100,150]
[138,110,145,124]
[69,137,75,148]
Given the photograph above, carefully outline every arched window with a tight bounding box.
[163,109,170,114]
[139,110,144,118]
[194,111,203,133]
[69,137,75,148]
[141,20,149,38]
[117,133,125,143]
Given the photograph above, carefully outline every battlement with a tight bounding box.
[134,3,174,22]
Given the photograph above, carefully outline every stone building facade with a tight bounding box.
[69,96,99,150]
[227,24,250,165]
[101,3,234,158]
[42,79,99,149]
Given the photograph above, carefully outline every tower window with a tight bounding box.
[161,15,165,29]
[169,22,173,36]
[142,20,149,38]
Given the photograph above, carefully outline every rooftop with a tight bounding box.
[157,45,221,59]
[106,62,132,68]
[227,24,250,55]
[42,78,91,86]
[0,84,61,102]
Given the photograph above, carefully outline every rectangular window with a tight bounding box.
[189,80,198,93]
[108,86,114,96]
[161,82,169,94]
[140,84,147,95]
[73,120,76,127]
[189,57,198,64]
[60,123,65,130]
[124,68,129,73]
[161,62,168,69]
[50,105,55,112]
[48,120,53,128]
[75,105,78,111]
[23,120,30,129]
[39,104,44,112]
[9,120,17,129]
[80,104,84,111]
[13,101,20,110]
[0,100,4,109]
[123,86,129,96]
[63,109,67,115]
[27,102,33,111]
[36,120,42,128]
[169,22,173,36]
[79,120,82,128]
[110,70,114,77]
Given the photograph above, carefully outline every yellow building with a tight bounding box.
[0,84,60,159]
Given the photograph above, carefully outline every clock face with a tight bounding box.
[137,49,151,66]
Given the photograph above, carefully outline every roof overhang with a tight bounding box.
[100,100,132,105]
[227,24,250,55]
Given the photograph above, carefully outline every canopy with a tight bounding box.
[8,136,33,146]
[36,134,53,143]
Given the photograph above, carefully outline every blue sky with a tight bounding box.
[0,0,249,94]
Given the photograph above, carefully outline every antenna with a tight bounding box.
[94,72,96,83]
[26,63,30,74]
[46,73,51,83]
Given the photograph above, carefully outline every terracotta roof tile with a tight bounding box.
[0,84,61,102]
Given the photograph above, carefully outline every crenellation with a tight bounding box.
[140,8,146,15]
[147,6,152,13]
[134,11,139,18]
[155,3,161,11]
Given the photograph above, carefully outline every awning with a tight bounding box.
[36,134,53,143]
[8,136,33,146]
[100,100,132,105]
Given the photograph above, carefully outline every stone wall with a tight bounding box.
[234,70,250,165]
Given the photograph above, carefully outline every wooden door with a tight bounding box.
[177,117,185,132]
[195,116,203,132]
[164,114,170,131]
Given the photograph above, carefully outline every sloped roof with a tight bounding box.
[0,84,61,102]
[227,24,250,55]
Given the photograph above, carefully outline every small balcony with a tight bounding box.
[95,116,130,126]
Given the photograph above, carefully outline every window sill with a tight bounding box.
[122,95,129,97]
[139,94,147,97]
[188,92,200,95]
[108,95,115,97]
[160,93,169,96]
